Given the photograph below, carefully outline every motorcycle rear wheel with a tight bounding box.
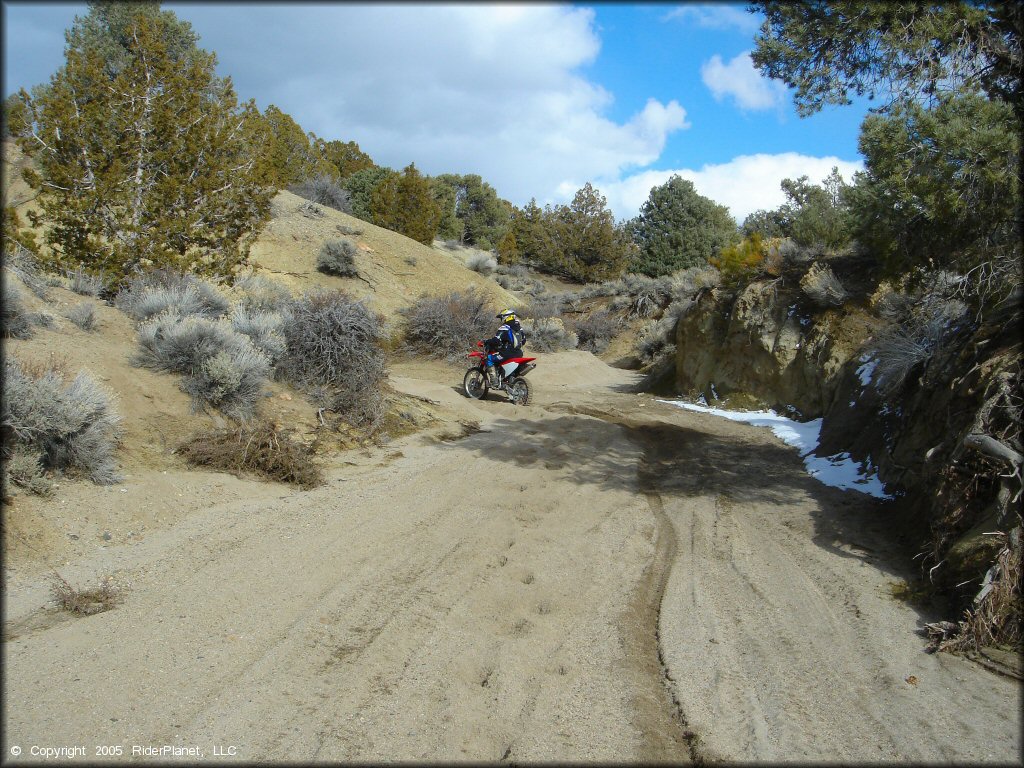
[463,368,489,399]
[507,377,531,406]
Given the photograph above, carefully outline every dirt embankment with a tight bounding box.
[3,351,1020,764]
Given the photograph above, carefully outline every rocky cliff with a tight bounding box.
[669,251,1022,653]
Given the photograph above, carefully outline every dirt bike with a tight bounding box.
[463,341,536,405]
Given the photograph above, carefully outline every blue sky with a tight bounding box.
[2,2,871,223]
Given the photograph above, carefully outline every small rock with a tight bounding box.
[102,531,112,541]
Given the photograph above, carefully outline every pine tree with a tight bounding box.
[554,183,630,282]
[628,176,737,277]
[20,6,272,283]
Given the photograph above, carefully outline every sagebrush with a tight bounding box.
[290,175,351,213]
[66,302,98,331]
[401,288,495,360]
[572,309,619,353]
[280,289,386,429]
[317,239,360,278]
[134,312,270,420]
[116,270,229,322]
[2,355,122,484]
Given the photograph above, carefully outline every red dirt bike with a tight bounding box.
[463,341,537,405]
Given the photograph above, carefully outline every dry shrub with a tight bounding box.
[870,295,967,397]
[2,282,34,338]
[66,264,107,297]
[317,239,360,278]
[230,307,286,367]
[134,312,270,420]
[2,447,54,497]
[3,355,122,484]
[50,573,120,615]
[931,527,1022,654]
[232,274,292,312]
[524,296,576,351]
[290,175,351,213]
[66,302,98,331]
[800,262,848,307]
[115,270,229,322]
[179,421,324,488]
[5,243,51,299]
[281,289,386,429]
[571,309,619,353]
[466,251,498,275]
[401,288,495,360]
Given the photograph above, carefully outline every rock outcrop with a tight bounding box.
[668,252,1022,646]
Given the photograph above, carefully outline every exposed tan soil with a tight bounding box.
[3,346,1020,763]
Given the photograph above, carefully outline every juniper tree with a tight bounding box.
[253,105,333,188]
[344,166,393,221]
[17,5,272,283]
[315,138,375,180]
[369,163,441,245]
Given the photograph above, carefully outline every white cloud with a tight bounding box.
[600,153,864,224]
[701,51,788,111]
[662,5,762,35]
[160,3,689,208]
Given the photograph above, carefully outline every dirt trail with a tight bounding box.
[3,352,1020,763]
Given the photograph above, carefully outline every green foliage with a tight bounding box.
[431,173,512,249]
[553,183,632,282]
[252,104,328,188]
[711,232,772,287]
[501,199,557,268]
[3,93,32,138]
[3,206,40,255]
[20,7,273,285]
[344,165,393,221]
[503,186,630,283]
[750,2,1023,116]
[628,176,738,277]
[316,138,375,180]
[781,170,853,250]
[741,208,788,239]
[848,92,1020,280]
[369,163,441,245]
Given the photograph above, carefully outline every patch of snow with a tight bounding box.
[856,356,878,388]
[658,399,893,499]
[709,383,719,401]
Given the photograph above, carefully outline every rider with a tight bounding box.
[483,309,526,385]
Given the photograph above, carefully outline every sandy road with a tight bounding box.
[2,351,1020,763]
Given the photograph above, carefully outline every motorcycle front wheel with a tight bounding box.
[463,368,489,399]
[507,377,531,406]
